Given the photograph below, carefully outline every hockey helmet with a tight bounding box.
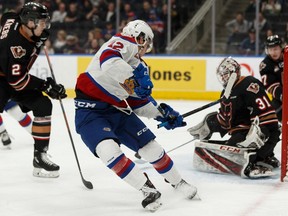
[216,57,241,87]
[19,2,51,29]
[265,35,282,48]
[122,20,154,53]
[265,35,283,54]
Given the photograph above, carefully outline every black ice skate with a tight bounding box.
[0,130,11,149]
[257,156,281,169]
[242,152,275,178]
[33,150,60,178]
[140,174,162,212]
[173,179,198,200]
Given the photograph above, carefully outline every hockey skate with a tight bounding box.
[140,174,162,212]
[242,152,275,178]
[257,156,280,169]
[33,151,60,178]
[0,130,11,149]
[173,179,198,200]
[242,162,275,178]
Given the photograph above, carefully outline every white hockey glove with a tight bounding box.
[187,112,218,140]
[237,116,267,149]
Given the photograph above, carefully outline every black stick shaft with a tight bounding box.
[44,47,93,189]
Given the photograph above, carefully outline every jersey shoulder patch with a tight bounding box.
[259,61,267,71]
[246,82,260,94]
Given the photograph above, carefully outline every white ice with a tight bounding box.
[0,99,287,216]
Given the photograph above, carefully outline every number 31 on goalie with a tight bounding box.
[256,96,272,110]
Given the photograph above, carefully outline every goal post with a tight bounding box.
[281,45,288,182]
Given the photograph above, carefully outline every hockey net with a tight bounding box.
[281,46,288,182]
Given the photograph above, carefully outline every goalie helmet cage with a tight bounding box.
[281,46,288,182]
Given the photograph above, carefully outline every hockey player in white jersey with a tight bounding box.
[74,20,197,212]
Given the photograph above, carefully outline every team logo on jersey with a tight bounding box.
[10,46,26,58]
[120,78,135,95]
[247,83,260,94]
[259,62,266,71]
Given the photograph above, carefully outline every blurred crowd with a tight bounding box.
[1,0,287,55]
[0,0,203,54]
[225,0,288,55]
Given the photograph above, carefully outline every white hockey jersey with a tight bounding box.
[75,33,160,118]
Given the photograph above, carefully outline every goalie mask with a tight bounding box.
[216,57,240,87]
[122,20,154,53]
[20,2,51,29]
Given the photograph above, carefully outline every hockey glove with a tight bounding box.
[155,103,187,130]
[43,77,67,100]
[133,63,153,98]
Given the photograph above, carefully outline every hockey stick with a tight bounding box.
[134,138,197,164]
[43,47,93,190]
[157,72,237,129]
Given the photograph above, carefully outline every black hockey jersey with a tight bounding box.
[259,54,283,101]
[217,76,278,134]
[0,12,45,91]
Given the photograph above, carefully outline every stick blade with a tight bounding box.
[82,178,93,189]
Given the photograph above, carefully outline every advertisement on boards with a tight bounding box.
[31,55,264,100]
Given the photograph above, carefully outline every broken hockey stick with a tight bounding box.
[134,138,197,164]
[43,47,93,190]
[157,72,237,129]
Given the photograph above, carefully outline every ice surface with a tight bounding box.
[0,99,287,216]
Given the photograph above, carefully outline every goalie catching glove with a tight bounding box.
[155,103,186,130]
[133,63,153,98]
[188,112,218,140]
[42,77,67,99]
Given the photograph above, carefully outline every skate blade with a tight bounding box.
[33,168,60,178]
[249,171,276,178]
[186,187,197,200]
[256,161,281,170]
[192,193,202,201]
[145,198,162,212]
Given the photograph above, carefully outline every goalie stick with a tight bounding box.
[134,138,197,164]
[44,47,93,190]
[157,72,237,129]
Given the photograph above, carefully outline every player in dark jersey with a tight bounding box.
[259,35,283,122]
[188,57,280,178]
[0,2,67,178]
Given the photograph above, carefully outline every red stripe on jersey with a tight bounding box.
[99,49,122,67]
[76,73,128,108]
[114,33,137,44]
[126,97,150,109]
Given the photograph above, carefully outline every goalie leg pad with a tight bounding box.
[193,141,252,176]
